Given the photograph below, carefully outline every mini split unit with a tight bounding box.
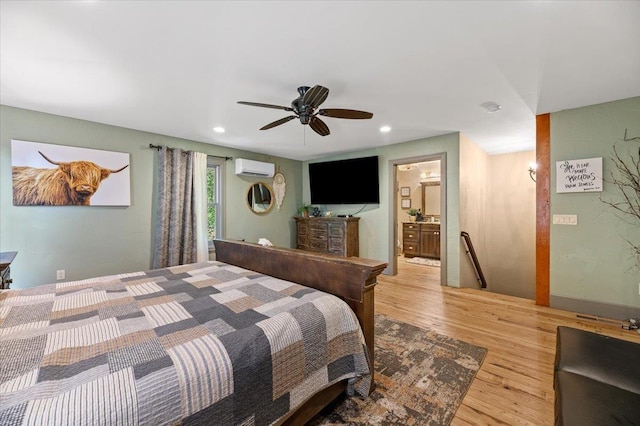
[235,158,275,177]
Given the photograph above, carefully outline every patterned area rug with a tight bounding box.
[405,257,441,267]
[309,314,487,425]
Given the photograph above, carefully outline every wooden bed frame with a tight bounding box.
[213,239,387,425]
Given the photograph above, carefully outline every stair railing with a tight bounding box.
[460,231,487,289]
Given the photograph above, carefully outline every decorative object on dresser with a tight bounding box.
[0,251,17,289]
[295,216,359,257]
[403,222,440,259]
[297,202,312,218]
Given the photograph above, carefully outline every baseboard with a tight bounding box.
[551,295,640,320]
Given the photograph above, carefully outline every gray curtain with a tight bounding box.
[152,146,197,268]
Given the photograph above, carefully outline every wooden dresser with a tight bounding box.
[402,222,440,259]
[0,251,17,290]
[294,217,359,257]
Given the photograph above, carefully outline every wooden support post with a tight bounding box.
[536,114,550,306]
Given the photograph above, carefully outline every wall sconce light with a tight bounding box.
[528,162,538,182]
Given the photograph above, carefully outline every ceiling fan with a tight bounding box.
[237,85,373,136]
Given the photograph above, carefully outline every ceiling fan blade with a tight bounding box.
[303,85,329,109]
[319,108,373,119]
[260,115,297,130]
[238,101,293,111]
[309,117,330,136]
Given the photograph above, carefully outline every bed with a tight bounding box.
[0,239,387,425]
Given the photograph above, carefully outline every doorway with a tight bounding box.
[388,154,447,285]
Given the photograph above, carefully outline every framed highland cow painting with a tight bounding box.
[11,140,131,206]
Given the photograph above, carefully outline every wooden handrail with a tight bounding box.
[461,231,487,289]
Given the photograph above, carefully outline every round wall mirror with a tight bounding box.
[247,182,274,215]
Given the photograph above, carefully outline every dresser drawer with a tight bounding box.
[297,234,309,247]
[309,238,328,251]
[403,230,419,242]
[297,222,308,235]
[309,222,328,232]
[309,231,328,241]
[329,238,345,252]
[403,223,420,232]
[310,220,330,251]
[328,225,345,238]
[403,243,420,256]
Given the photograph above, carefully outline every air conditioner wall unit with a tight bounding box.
[235,158,275,177]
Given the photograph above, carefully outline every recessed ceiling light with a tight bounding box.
[380,126,391,133]
[213,127,225,133]
[481,102,502,113]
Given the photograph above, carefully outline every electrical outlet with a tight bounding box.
[56,269,65,280]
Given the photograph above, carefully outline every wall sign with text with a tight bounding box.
[556,157,603,193]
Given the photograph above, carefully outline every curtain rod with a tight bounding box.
[148,144,232,161]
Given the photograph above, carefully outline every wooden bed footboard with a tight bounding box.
[212,239,387,423]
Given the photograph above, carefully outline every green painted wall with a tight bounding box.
[17,96,636,306]
[302,133,461,287]
[0,105,302,288]
[550,97,640,314]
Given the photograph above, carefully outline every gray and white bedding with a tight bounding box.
[0,261,370,425]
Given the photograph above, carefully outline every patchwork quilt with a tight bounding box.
[0,261,370,425]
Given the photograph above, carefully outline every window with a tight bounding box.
[207,157,224,244]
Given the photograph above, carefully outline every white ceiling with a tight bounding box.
[1,1,639,161]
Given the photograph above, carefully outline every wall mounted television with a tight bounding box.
[309,155,380,204]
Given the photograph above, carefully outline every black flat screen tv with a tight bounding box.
[309,156,380,204]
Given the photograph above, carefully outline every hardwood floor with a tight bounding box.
[375,258,640,425]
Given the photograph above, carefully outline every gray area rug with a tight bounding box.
[309,314,487,425]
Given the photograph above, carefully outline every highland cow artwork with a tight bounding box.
[11,140,131,206]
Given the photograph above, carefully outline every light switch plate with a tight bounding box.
[553,214,578,225]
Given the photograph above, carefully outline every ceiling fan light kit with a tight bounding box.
[238,85,373,136]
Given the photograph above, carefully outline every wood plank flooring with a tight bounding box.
[375,259,640,425]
